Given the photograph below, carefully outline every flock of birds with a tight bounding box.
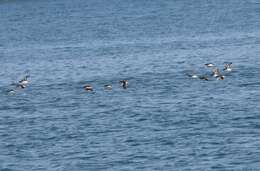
[7,76,128,94]
[83,80,128,92]
[188,62,233,81]
[7,62,232,94]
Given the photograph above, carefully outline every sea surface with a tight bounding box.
[1,0,260,170]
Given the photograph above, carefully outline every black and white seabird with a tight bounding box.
[83,85,93,91]
[205,63,215,67]
[223,62,232,72]
[120,80,128,89]
[187,69,199,79]
[211,68,221,78]
[199,76,209,81]
[18,75,29,86]
[17,84,26,89]
[216,75,225,80]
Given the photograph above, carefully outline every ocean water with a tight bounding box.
[1,0,260,170]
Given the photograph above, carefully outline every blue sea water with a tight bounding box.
[1,0,260,170]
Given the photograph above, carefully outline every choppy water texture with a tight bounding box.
[1,0,260,170]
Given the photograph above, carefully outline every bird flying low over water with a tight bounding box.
[120,80,128,89]
[83,85,93,91]
[188,61,233,81]
[18,75,30,86]
[210,67,225,80]
[17,84,26,89]
[211,68,221,78]
[205,63,215,67]
[223,62,232,72]
[191,74,198,79]
[216,75,225,80]
[187,69,199,79]
[12,75,30,89]
[199,76,209,81]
